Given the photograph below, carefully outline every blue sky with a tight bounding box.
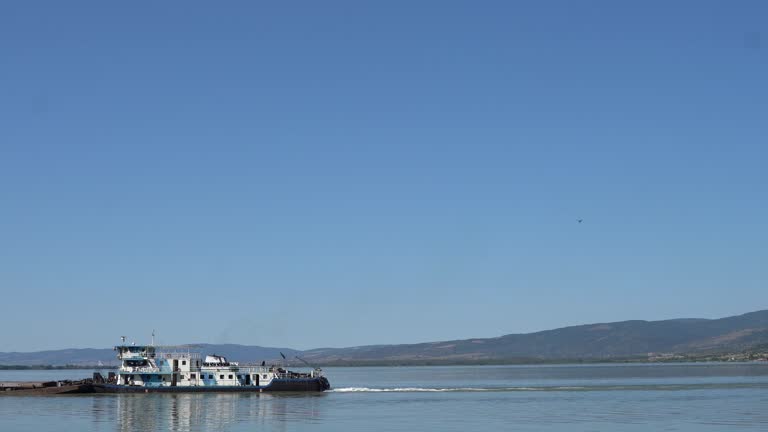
[1,1,766,351]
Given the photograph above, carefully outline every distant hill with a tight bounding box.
[0,344,301,367]
[2,310,767,366]
[301,310,768,363]
[0,348,117,366]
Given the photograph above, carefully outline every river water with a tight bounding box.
[2,363,767,431]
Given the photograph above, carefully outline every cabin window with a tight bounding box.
[220,375,224,379]
[182,360,186,365]
[191,374,196,379]
[209,375,213,379]
[228,374,233,379]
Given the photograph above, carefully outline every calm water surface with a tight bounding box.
[2,363,767,431]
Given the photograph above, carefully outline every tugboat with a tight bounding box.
[91,337,330,393]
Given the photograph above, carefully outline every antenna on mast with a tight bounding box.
[120,336,126,344]
[151,330,155,347]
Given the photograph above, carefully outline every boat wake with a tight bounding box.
[329,387,578,393]
[328,383,768,393]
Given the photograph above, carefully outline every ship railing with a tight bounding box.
[236,365,271,374]
[120,366,173,374]
[271,369,322,379]
[232,365,323,377]
[157,352,201,360]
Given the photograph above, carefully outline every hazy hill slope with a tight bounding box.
[0,344,301,366]
[2,310,767,365]
[0,349,116,366]
[301,310,768,362]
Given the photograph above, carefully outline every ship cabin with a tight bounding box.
[113,344,304,388]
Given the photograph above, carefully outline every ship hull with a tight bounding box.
[92,377,330,393]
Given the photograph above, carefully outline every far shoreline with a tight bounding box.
[3,358,767,370]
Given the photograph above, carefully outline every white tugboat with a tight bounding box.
[92,337,330,393]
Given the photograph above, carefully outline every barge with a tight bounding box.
[1,380,94,395]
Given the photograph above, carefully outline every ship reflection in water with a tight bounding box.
[114,393,326,432]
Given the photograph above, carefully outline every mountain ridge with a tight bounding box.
[2,310,767,366]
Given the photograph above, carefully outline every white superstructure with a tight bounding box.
[113,343,320,389]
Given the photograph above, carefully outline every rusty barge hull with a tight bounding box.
[1,382,94,396]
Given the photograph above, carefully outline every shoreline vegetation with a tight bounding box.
[2,351,766,370]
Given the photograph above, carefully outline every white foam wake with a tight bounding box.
[329,387,533,393]
[328,385,749,393]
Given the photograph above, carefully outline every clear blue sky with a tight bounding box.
[1,1,766,351]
